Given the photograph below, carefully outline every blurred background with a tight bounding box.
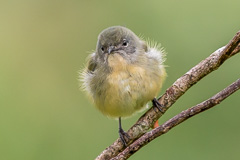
[0,0,239,160]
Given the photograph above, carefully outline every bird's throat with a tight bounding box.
[107,54,128,71]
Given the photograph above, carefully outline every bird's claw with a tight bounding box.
[119,128,129,147]
[152,98,164,113]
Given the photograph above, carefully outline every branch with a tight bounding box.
[96,30,240,160]
[112,78,240,159]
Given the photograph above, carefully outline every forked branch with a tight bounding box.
[112,78,240,159]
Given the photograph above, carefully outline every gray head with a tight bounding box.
[96,26,147,62]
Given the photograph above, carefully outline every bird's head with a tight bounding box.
[96,26,147,63]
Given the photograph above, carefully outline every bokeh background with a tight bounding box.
[0,0,239,160]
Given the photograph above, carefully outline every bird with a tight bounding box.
[80,26,166,146]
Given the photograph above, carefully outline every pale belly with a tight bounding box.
[91,54,164,118]
[94,66,162,118]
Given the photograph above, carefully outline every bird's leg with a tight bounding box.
[152,97,164,113]
[118,117,129,147]
[152,98,165,128]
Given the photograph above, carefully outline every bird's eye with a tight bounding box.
[122,39,128,47]
[101,47,104,52]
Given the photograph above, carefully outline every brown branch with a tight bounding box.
[96,30,240,160]
[112,78,240,159]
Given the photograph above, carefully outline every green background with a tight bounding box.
[0,0,239,160]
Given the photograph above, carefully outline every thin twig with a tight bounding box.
[112,79,240,160]
[96,31,240,160]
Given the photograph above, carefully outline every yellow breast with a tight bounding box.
[94,54,164,118]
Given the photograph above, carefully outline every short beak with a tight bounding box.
[108,46,115,54]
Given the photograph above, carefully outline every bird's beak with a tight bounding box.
[108,46,115,54]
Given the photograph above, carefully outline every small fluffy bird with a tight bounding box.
[80,26,166,145]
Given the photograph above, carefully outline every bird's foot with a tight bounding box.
[152,98,164,113]
[119,128,129,147]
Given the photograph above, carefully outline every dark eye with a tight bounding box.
[101,47,104,52]
[122,39,128,47]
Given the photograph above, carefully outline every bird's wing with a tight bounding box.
[86,53,98,73]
